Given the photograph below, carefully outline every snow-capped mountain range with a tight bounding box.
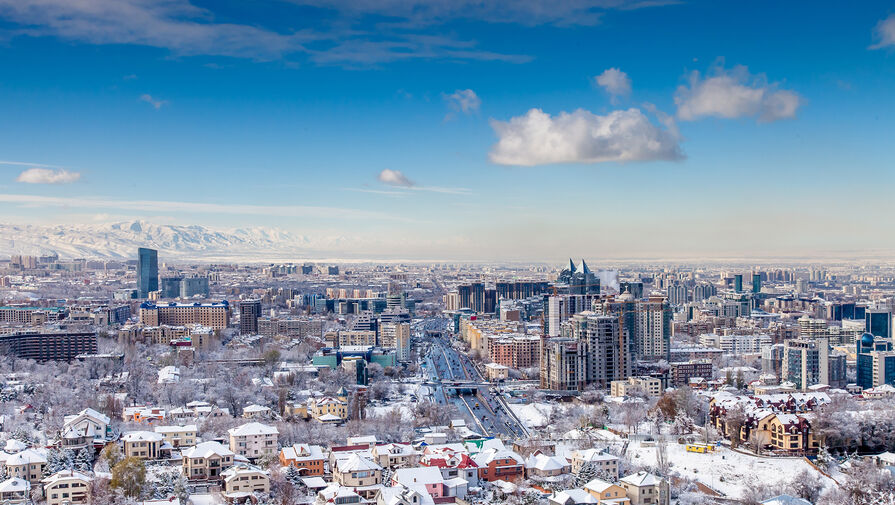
[0,221,334,261]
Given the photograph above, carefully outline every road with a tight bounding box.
[423,332,528,440]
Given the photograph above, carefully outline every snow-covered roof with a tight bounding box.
[41,470,92,486]
[760,495,812,505]
[182,441,234,459]
[620,471,662,487]
[526,453,570,472]
[584,478,616,493]
[281,444,324,461]
[243,404,271,413]
[155,424,197,433]
[0,476,29,493]
[228,422,278,437]
[6,449,47,466]
[337,453,382,473]
[393,467,444,486]
[122,431,165,443]
[552,489,599,505]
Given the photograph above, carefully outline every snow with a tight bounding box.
[623,439,836,499]
[509,403,555,428]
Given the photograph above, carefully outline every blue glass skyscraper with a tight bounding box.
[137,247,158,298]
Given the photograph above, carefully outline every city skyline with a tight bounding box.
[1,1,895,260]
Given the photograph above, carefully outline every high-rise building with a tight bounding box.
[137,247,159,298]
[0,331,97,362]
[666,283,688,306]
[557,259,600,295]
[561,312,629,388]
[238,299,262,335]
[865,308,892,340]
[601,294,671,361]
[160,277,183,298]
[180,277,210,298]
[692,282,716,302]
[139,301,230,330]
[752,274,761,294]
[783,337,831,390]
[856,333,894,389]
[540,337,585,391]
[733,274,743,293]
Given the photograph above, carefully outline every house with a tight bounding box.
[122,431,171,460]
[372,443,420,469]
[228,422,279,460]
[154,424,198,448]
[157,366,180,384]
[549,489,599,505]
[59,408,112,451]
[377,485,435,505]
[5,449,48,484]
[334,454,383,497]
[0,477,30,504]
[419,448,479,488]
[473,448,524,482]
[316,485,363,505]
[583,479,629,504]
[569,449,619,480]
[42,470,91,505]
[391,467,447,500]
[242,404,272,419]
[182,441,235,481]
[284,401,309,419]
[525,453,571,479]
[168,402,230,421]
[618,472,668,505]
[310,396,348,423]
[123,405,166,424]
[221,463,270,498]
[280,443,326,476]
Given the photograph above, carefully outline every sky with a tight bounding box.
[0,1,895,262]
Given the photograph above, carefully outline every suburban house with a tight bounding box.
[618,472,669,505]
[5,449,48,484]
[221,463,271,498]
[279,443,326,476]
[42,470,91,505]
[122,431,171,460]
[583,478,629,504]
[569,449,619,479]
[372,443,420,469]
[228,422,279,460]
[154,424,198,449]
[333,454,383,498]
[0,477,29,504]
[473,448,524,482]
[182,441,235,481]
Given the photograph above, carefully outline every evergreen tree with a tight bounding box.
[574,461,599,487]
[284,465,302,486]
[74,447,94,472]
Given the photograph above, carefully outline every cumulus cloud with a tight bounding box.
[377,169,415,187]
[594,68,631,99]
[139,94,167,109]
[488,107,683,166]
[16,168,81,184]
[870,14,895,49]
[443,89,481,117]
[674,65,801,122]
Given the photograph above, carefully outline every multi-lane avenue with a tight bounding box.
[424,333,528,439]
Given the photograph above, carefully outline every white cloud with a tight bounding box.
[377,169,415,187]
[870,14,895,49]
[443,89,481,115]
[674,64,802,122]
[594,68,631,99]
[488,107,683,166]
[16,168,81,184]
[139,94,167,109]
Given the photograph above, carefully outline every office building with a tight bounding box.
[782,338,846,390]
[137,247,159,298]
[733,274,743,293]
[180,276,210,298]
[752,274,761,294]
[856,333,894,389]
[238,299,262,334]
[160,277,183,298]
[557,259,599,295]
[865,308,892,340]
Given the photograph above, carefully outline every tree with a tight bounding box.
[574,461,599,487]
[722,405,747,448]
[74,447,94,472]
[110,456,146,498]
[100,443,123,470]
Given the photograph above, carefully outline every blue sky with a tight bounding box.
[0,1,894,261]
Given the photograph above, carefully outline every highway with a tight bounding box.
[423,332,529,440]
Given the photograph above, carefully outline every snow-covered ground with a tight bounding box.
[623,439,837,499]
[509,402,556,429]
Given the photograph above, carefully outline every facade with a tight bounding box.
[610,376,663,398]
[338,330,377,348]
[5,450,47,484]
[182,441,235,481]
[782,338,831,390]
[222,464,270,497]
[487,334,540,369]
[569,449,619,479]
[619,471,669,505]
[137,247,158,298]
[42,471,91,505]
[154,424,197,448]
[228,422,279,460]
[257,317,324,338]
[334,454,383,494]
[238,299,263,334]
[541,337,585,391]
[122,431,168,460]
[139,301,230,330]
[669,360,713,386]
[0,331,97,363]
[279,444,326,476]
[551,312,628,390]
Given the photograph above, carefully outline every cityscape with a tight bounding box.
[0,2,895,505]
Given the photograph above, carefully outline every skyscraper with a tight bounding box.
[733,274,743,293]
[752,274,761,294]
[137,247,158,298]
[865,308,893,340]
